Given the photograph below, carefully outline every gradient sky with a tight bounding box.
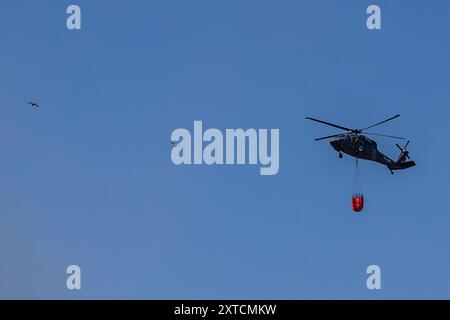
[1,0,449,299]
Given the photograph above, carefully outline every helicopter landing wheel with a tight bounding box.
[338,152,343,159]
[390,170,394,175]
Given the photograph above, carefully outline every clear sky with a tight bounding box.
[0,0,449,299]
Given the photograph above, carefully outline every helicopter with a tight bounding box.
[306,114,416,174]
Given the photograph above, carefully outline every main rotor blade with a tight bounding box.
[314,133,346,141]
[362,114,400,131]
[365,132,405,140]
[306,117,352,132]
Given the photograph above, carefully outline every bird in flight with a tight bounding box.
[28,101,40,108]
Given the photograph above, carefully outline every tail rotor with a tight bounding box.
[396,140,410,162]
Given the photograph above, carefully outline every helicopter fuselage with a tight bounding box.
[330,133,394,166]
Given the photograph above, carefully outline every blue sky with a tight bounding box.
[0,0,449,299]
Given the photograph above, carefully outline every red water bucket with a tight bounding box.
[352,194,364,212]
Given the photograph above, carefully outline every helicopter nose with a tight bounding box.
[330,137,342,149]
[330,138,339,148]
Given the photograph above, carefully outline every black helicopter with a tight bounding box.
[306,114,416,174]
